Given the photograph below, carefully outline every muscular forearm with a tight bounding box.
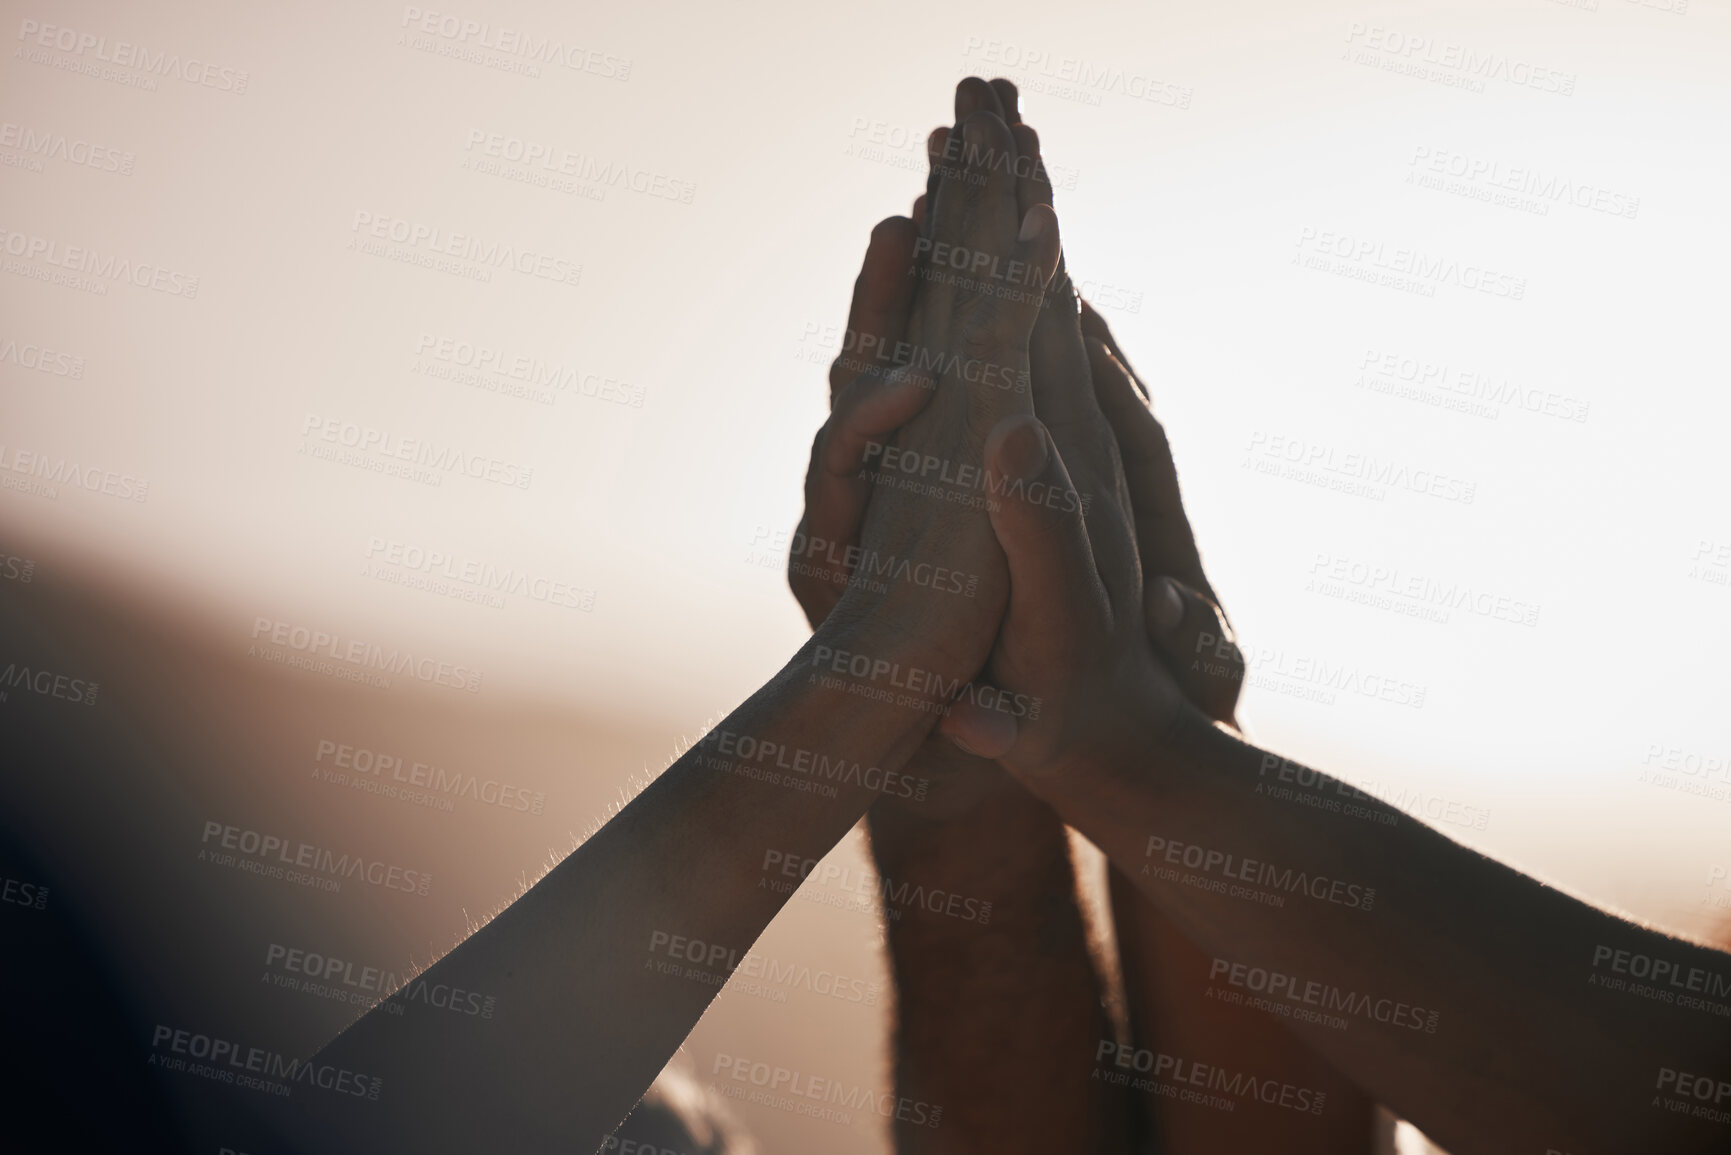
[285,622,952,1155]
[868,748,1127,1153]
[1053,709,1731,1154]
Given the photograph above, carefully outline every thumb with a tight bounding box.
[936,695,1018,760]
[982,414,1108,632]
[1145,576,1243,723]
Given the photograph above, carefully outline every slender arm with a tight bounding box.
[1048,709,1731,1154]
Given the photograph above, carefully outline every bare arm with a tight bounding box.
[285,85,1069,1155]
[1061,713,1731,1155]
[290,628,941,1154]
[950,331,1731,1152]
[867,746,1126,1153]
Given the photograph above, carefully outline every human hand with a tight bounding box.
[792,77,1063,725]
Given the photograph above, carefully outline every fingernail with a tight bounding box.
[949,734,980,757]
[1019,208,1046,242]
[1152,578,1185,635]
[1000,418,1048,481]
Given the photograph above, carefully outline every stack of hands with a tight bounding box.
[292,78,1731,1155]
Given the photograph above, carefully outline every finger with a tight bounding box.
[1145,576,1242,723]
[969,75,1008,121]
[911,194,926,233]
[989,78,1022,125]
[955,108,1023,265]
[790,366,938,619]
[922,127,948,234]
[1088,336,1214,601]
[829,216,919,397]
[983,414,1109,643]
[1016,122,1097,446]
[1010,124,1051,218]
[1079,298,1150,401]
[937,694,1018,759]
[922,77,996,247]
[1009,124,1140,607]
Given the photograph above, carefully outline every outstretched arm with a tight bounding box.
[947,326,1731,1154]
[285,86,1068,1155]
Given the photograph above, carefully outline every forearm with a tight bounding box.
[1108,869,1377,1154]
[1054,708,1731,1154]
[866,748,1127,1153]
[287,623,949,1155]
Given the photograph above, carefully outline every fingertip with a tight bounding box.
[937,696,1018,760]
[1078,297,1109,338]
[860,215,916,287]
[989,77,1021,124]
[986,414,1050,483]
[1148,576,1185,636]
[926,126,949,165]
[1011,122,1042,161]
[956,76,993,121]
